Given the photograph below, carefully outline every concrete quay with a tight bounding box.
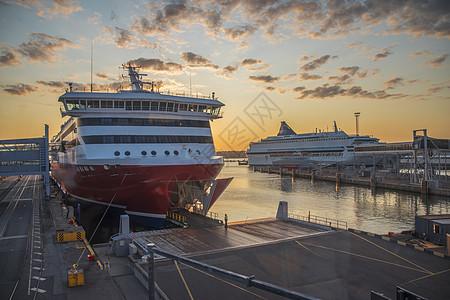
[253,165,450,197]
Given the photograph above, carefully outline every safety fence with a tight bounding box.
[288,212,347,230]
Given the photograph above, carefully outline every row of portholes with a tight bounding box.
[113,149,202,157]
[77,165,95,172]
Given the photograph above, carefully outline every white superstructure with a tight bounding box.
[247,121,381,167]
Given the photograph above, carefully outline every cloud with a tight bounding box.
[292,86,306,92]
[217,65,239,78]
[127,57,183,73]
[348,42,363,49]
[299,55,331,71]
[108,26,133,48]
[373,48,393,60]
[424,54,448,67]
[94,73,110,80]
[88,11,102,24]
[36,0,83,19]
[384,77,404,89]
[297,55,311,63]
[36,80,67,88]
[299,73,322,80]
[17,33,73,63]
[224,24,257,40]
[180,51,219,69]
[3,83,38,95]
[426,83,447,93]
[410,50,433,57]
[338,66,368,78]
[248,75,279,83]
[241,58,261,66]
[0,47,21,67]
[293,84,401,100]
[328,74,352,85]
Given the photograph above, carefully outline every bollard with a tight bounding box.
[147,243,155,300]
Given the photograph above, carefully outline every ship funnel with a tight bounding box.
[277,121,296,136]
[333,121,338,133]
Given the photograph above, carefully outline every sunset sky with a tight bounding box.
[0,0,449,151]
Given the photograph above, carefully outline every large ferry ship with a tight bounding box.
[247,121,381,167]
[51,65,231,228]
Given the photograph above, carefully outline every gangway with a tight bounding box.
[0,125,50,197]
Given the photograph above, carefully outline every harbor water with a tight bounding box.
[212,162,450,234]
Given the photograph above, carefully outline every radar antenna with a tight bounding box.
[121,63,155,92]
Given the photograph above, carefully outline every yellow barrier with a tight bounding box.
[57,229,86,242]
[166,211,186,223]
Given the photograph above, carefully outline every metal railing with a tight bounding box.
[288,212,347,230]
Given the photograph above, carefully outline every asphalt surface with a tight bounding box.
[152,230,450,299]
[0,176,39,299]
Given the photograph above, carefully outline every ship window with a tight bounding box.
[102,101,113,108]
[198,105,207,113]
[142,101,150,110]
[151,101,159,111]
[151,150,157,156]
[179,104,188,111]
[165,150,170,155]
[133,101,141,110]
[189,104,198,112]
[125,151,130,156]
[82,135,214,144]
[101,118,113,126]
[103,164,109,170]
[88,100,99,109]
[80,100,86,110]
[174,150,179,155]
[83,166,90,171]
[114,101,124,109]
[207,106,212,114]
[141,150,147,156]
[114,151,120,156]
[212,106,220,115]
[89,166,95,171]
[167,102,174,112]
[66,100,79,110]
[126,101,132,110]
[159,102,167,111]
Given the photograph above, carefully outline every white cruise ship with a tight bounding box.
[51,64,231,228]
[247,121,381,167]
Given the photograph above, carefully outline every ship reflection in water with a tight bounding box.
[213,162,450,234]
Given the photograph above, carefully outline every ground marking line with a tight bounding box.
[295,241,319,256]
[347,231,433,275]
[404,268,450,285]
[179,261,268,300]
[301,242,429,274]
[174,260,194,300]
[348,231,433,273]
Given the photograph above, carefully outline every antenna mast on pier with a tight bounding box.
[90,38,93,93]
[354,112,360,136]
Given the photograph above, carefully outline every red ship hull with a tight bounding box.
[51,162,223,227]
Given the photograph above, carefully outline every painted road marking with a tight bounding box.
[30,287,46,293]
[179,262,267,300]
[301,242,430,274]
[295,241,319,256]
[347,231,433,275]
[174,260,193,300]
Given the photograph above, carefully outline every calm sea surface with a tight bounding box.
[212,163,450,234]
